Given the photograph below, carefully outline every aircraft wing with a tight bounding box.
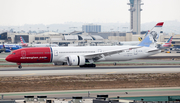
[146,48,160,53]
[84,46,141,61]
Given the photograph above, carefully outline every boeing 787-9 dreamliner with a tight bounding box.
[6,22,164,69]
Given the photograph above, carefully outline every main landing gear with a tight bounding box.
[17,63,22,69]
[79,64,96,68]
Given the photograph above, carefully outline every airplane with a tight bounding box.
[20,36,28,47]
[5,22,164,69]
[3,44,22,50]
[157,36,173,49]
[0,43,11,53]
[20,36,59,47]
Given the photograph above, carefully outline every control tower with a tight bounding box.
[127,0,143,34]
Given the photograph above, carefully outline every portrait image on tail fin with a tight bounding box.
[149,31,158,42]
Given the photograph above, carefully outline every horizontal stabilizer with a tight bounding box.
[147,49,160,53]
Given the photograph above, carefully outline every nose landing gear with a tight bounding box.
[18,65,22,69]
[17,63,22,69]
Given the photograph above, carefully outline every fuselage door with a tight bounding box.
[98,49,102,53]
[54,50,58,56]
[134,49,138,55]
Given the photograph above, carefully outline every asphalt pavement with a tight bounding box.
[0,65,180,76]
[1,87,180,100]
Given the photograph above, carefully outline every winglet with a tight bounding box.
[155,22,164,27]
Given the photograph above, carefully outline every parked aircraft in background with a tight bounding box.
[6,22,164,69]
[0,44,22,51]
[0,43,11,53]
[157,36,173,49]
[20,36,59,47]
[0,40,22,53]
[20,36,28,47]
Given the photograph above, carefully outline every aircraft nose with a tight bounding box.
[5,55,12,62]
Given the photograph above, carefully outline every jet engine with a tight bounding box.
[66,55,85,66]
[5,49,11,52]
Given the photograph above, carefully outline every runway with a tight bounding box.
[1,65,180,76]
[1,59,180,65]
[1,87,180,100]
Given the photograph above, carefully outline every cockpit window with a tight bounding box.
[12,53,16,55]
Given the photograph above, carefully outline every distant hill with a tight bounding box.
[0,20,179,34]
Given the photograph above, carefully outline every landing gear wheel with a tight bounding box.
[18,65,22,69]
[92,64,96,67]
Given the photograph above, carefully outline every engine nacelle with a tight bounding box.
[5,49,11,52]
[67,55,85,66]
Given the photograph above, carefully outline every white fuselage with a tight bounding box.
[51,46,160,63]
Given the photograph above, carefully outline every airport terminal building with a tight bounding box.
[0,31,180,47]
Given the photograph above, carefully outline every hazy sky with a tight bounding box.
[0,0,179,26]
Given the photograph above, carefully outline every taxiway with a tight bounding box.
[0,65,180,76]
[1,87,180,100]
